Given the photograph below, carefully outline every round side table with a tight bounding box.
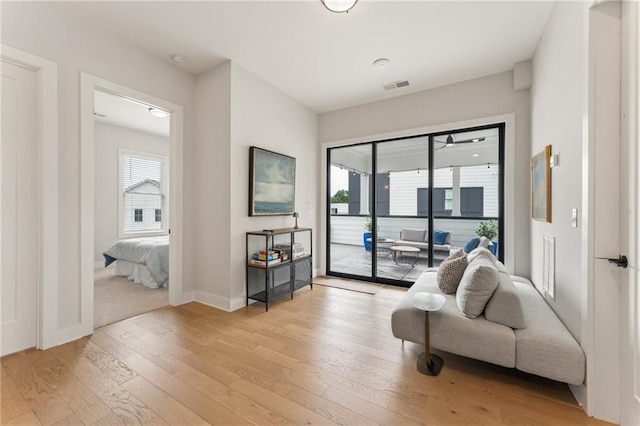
[412,292,446,376]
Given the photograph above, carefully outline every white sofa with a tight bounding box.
[391,258,585,385]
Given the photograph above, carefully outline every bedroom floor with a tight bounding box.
[94,266,168,328]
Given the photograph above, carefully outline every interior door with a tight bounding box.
[1,60,38,356]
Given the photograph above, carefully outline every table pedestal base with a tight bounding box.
[417,352,444,376]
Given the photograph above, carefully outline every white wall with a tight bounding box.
[530,1,585,341]
[193,62,233,307]
[93,122,169,263]
[1,2,195,332]
[194,62,319,310]
[320,71,531,276]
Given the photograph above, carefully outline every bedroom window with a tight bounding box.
[119,148,169,237]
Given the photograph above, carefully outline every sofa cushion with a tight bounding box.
[390,271,516,368]
[484,272,526,329]
[513,279,585,385]
[437,250,468,294]
[456,258,499,318]
[467,247,496,264]
[400,228,426,242]
[433,230,449,245]
[477,236,493,250]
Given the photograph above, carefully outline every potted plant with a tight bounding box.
[476,219,498,254]
[363,215,373,251]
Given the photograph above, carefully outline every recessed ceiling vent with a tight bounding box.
[383,80,410,91]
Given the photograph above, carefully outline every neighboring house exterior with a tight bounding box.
[123,178,163,233]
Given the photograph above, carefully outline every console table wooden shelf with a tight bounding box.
[246,227,312,311]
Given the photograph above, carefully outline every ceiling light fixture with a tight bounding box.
[472,154,479,157]
[373,58,390,70]
[445,135,455,147]
[148,108,170,118]
[321,0,357,13]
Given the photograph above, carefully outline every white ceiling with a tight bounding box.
[93,90,170,137]
[52,1,554,114]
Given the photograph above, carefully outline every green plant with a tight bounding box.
[476,219,498,240]
[331,189,349,203]
[364,215,373,232]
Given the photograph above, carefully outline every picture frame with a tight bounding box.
[249,146,296,216]
[531,145,552,222]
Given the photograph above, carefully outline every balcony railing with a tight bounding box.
[329,215,498,249]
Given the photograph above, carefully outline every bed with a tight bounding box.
[103,236,169,289]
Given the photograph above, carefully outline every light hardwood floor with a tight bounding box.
[2,284,610,425]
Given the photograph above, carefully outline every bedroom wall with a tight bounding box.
[319,70,531,277]
[1,2,196,334]
[530,1,585,341]
[193,61,319,310]
[93,122,170,264]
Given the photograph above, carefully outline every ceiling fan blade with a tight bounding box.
[434,136,486,145]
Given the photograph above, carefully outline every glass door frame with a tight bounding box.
[326,123,505,287]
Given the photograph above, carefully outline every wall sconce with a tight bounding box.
[293,212,300,229]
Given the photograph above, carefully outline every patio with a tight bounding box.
[328,242,444,283]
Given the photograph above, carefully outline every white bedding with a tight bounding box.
[103,235,169,288]
[115,260,168,289]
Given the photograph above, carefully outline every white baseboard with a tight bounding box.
[177,291,195,305]
[569,383,588,415]
[193,290,233,312]
[48,323,92,350]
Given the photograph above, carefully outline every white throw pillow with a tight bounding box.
[484,272,526,329]
[437,250,468,294]
[456,257,500,318]
[467,247,497,264]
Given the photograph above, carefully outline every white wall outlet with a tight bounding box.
[571,208,578,228]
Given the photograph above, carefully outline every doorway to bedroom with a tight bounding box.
[93,90,170,328]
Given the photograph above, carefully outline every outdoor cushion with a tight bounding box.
[400,228,426,242]
[463,237,480,253]
[437,250,468,294]
[456,257,499,318]
[433,230,449,245]
[485,272,526,329]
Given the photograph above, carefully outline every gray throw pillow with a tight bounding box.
[456,257,500,318]
[437,250,468,294]
[485,272,526,329]
[400,228,426,242]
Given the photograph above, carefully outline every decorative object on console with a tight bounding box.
[249,146,296,216]
[293,212,299,229]
[531,144,552,222]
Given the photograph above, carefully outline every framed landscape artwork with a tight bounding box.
[249,146,296,216]
[531,145,552,222]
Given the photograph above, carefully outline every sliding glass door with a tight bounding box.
[326,124,504,286]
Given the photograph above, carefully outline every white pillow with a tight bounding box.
[456,257,500,318]
[484,272,526,329]
[467,247,496,264]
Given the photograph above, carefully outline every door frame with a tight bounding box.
[0,44,58,350]
[321,113,517,277]
[621,0,639,422]
[80,73,184,335]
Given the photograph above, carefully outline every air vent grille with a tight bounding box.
[383,80,410,91]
